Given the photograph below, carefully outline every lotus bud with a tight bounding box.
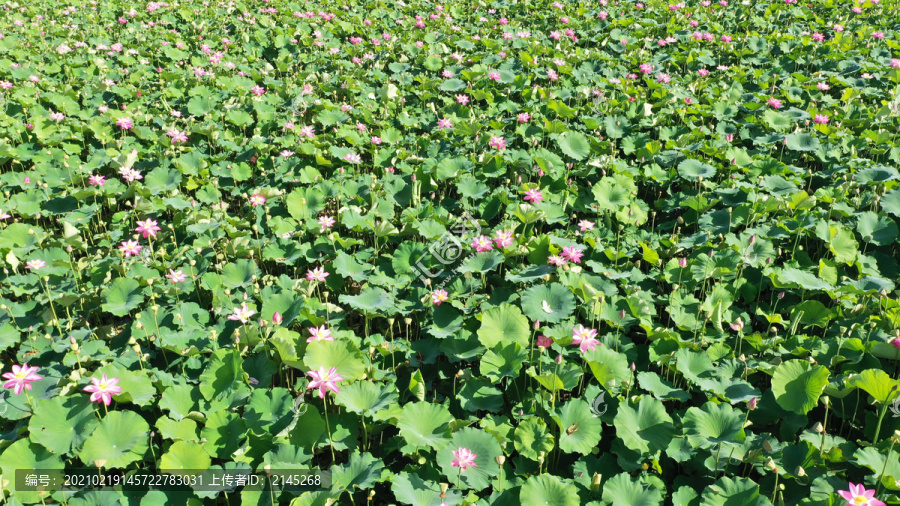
[555,354,563,364]
[678,257,687,268]
[748,397,758,410]
[272,312,283,325]
[794,466,806,477]
[813,422,825,433]
[534,320,541,329]
[821,396,830,407]
[590,473,602,493]
[630,362,636,371]
[765,457,777,472]
[778,291,785,299]
[893,430,900,444]
[619,309,626,319]
[891,338,900,349]
[763,439,774,452]
[495,455,506,465]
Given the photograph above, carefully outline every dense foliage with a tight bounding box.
[2,0,900,504]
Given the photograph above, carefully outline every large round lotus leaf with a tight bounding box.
[303,339,367,382]
[682,402,745,450]
[391,472,464,506]
[551,398,603,455]
[848,369,898,405]
[771,360,830,414]
[78,410,150,468]
[613,397,675,454]
[0,439,65,503]
[160,441,211,471]
[784,132,820,152]
[520,283,576,323]
[28,395,99,456]
[436,428,503,491]
[601,473,665,506]
[398,402,454,450]
[700,476,768,506]
[244,387,295,437]
[330,451,384,492]
[513,417,555,461]
[101,277,145,316]
[335,381,398,415]
[520,474,580,506]
[677,159,716,180]
[557,131,591,160]
[477,303,530,348]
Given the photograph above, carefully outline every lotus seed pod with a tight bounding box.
[813,422,824,433]
[495,455,506,465]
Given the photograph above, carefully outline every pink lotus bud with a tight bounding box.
[619,309,626,319]
[778,291,785,299]
[272,312,283,325]
[892,338,900,349]
[748,397,758,410]
[555,354,563,364]
[749,235,756,245]
[679,257,688,268]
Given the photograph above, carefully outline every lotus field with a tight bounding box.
[4,0,900,504]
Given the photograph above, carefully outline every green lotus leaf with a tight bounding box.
[520,474,580,506]
[771,360,830,415]
[78,411,150,468]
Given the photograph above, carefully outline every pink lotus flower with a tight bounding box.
[678,257,688,268]
[2,363,43,395]
[517,112,531,123]
[227,303,256,323]
[872,32,885,40]
[578,220,595,232]
[49,111,65,122]
[524,188,543,204]
[116,117,134,130]
[272,312,283,325]
[730,318,744,332]
[837,483,885,506]
[493,230,514,249]
[83,374,123,406]
[814,114,830,125]
[89,174,106,187]
[489,135,506,150]
[343,152,361,164]
[299,126,316,138]
[307,366,344,398]
[488,71,501,81]
[639,63,653,74]
[136,218,162,238]
[165,269,187,283]
[251,85,265,96]
[548,255,567,266]
[891,59,900,69]
[561,246,584,263]
[767,97,782,109]
[432,289,449,306]
[307,325,334,343]
[456,94,470,105]
[451,446,478,472]
[471,235,494,252]
[119,240,142,257]
[698,68,710,76]
[437,118,453,129]
[318,215,336,232]
[371,136,382,145]
[167,129,189,143]
[891,338,900,349]
[536,335,554,349]
[26,259,47,270]
[572,325,600,353]
[307,267,329,282]
[249,194,266,207]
